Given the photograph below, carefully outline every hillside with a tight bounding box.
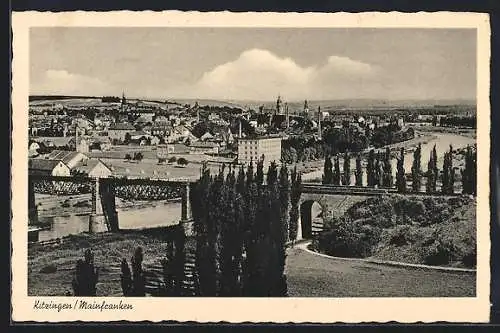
[313,194,476,268]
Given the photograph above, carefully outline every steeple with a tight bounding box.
[304,100,309,113]
[121,91,127,113]
[276,95,283,115]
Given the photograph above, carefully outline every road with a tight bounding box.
[285,242,476,297]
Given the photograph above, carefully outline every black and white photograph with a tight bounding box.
[11,11,491,323]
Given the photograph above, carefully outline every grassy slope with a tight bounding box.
[28,228,193,296]
[315,194,476,268]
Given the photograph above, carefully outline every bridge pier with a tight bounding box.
[99,179,119,232]
[28,178,38,225]
[89,178,108,233]
[180,183,194,237]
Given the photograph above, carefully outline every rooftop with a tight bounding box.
[73,159,111,174]
[109,123,135,130]
[45,150,86,165]
[238,134,284,141]
[29,158,66,171]
[190,142,218,148]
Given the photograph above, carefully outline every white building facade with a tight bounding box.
[237,136,282,168]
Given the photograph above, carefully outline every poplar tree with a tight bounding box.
[322,155,333,185]
[426,150,436,193]
[461,145,477,195]
[279,164,291,243]
[289,167,301,242]
[343,152,351,186]
[333,155,341,185]
[355,153,363,186]
[367,149,376,187]
[431,145,439,190]
[395,147,406,193]
[382,147,393,187]
[411,143,422,192]
[442,145,455,194]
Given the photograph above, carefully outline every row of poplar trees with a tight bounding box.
[190,160,302,297]
[322,147,394,188]
[408,143,476,195]
[323,143,477,195]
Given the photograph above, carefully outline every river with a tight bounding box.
[301,132,475,185]
[36,201,182,242]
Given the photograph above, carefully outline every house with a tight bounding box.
[168,125,196,143]
[189,142,219,155]
[150,136,160,146]
[129,130,149,141]
[72,159,113,178]
[28,158,71,176]
[134,113,155,125]
[45,150,89,169]
[76,136,90,153]
[200,131,214,142]
[36,137,76,150]
[108,123,135,143]
[157,143,190,158]
[154,115,170,125]
[94,114,114,129]
[150,125,172,137]
[90,136,112,151]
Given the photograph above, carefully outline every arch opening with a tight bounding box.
[299,200,324,239]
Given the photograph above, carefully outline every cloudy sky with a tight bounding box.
[30,28,476,101]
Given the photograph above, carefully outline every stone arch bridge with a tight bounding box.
[298,184,394,239]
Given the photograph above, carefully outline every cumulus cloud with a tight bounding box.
[31,70,115,96]
[192,49,381,101]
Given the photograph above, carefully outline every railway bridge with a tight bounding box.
[28,174,195,235]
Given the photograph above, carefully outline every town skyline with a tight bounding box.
[30,28,476,102]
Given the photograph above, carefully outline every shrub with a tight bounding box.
[40,263,57,274]
[177,157,189,166]
[120,247,146,296]
[71,249,99,296]
[168,156,177,163]
[315,218,373,258]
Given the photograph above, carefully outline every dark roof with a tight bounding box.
[108,123,135,130]
[29,158,66,171]
[190,142,218,148]
[46,150,86,165]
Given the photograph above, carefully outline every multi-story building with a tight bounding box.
[237,136,282,168]
[108,123,135,143]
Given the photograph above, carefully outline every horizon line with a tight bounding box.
[29,94,477,103]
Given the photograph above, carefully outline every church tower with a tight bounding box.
[276,95,283,115]
[304,100,309,114]
[121,91,127,113]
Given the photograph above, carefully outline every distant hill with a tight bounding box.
[29,95,476,111]
[29,95,101,102]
